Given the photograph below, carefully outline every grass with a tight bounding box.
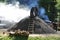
[28,37,60,40]
[0,35,60,40]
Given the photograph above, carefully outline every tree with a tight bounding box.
[0,0,5,2]
[38,0,57,22]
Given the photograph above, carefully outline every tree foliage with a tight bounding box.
[56,0,60,23]
[38,0,57,22]
[0,0,5,2]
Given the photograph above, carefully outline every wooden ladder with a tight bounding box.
[28,18,34,33]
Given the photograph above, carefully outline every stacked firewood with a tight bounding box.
[9,29,29,36]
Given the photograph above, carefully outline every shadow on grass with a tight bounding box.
[9,35,29,40]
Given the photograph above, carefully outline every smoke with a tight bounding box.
[38,7,50,22]
[17,0,38,8]
[0,0,51,23]
[16,0,50,22]
[0,3,30,22]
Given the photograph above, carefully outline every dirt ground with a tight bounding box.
[0,29,60,37]
[29,34,60,37]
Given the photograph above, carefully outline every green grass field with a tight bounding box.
[0,35,60,40]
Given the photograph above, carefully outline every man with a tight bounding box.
[30,7,38,18]
[53,22,57,31]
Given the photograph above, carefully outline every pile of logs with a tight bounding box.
[8,29,29,36]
